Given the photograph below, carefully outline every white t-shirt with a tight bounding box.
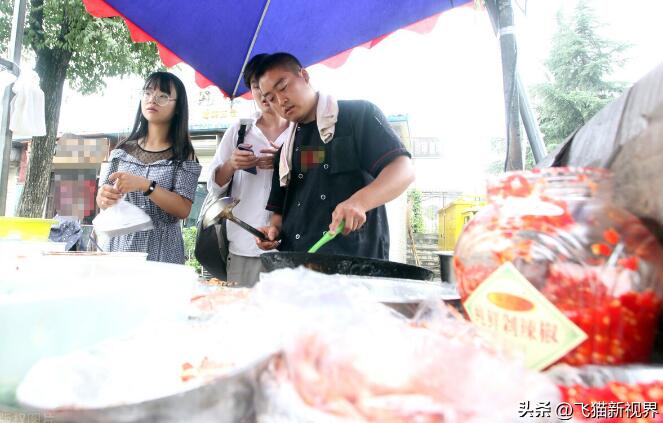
[207,115,293,257]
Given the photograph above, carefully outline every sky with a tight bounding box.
[50,0,663,193]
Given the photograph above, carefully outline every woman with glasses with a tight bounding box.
[96,71,201,263]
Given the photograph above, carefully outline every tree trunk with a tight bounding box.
[16,47,71,217]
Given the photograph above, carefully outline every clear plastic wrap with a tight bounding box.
[0,258,195,406]
[252,268,559,423]
[189,286,253,319]
[454,168,663,366]
[13,268,559,422]
[15,307,278,423]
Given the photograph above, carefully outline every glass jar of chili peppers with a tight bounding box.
[454,167,663,367]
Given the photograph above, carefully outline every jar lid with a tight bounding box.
[487,167,612,201]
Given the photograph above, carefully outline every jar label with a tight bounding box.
[463,262,587,370]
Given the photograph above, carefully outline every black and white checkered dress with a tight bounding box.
[99,141,201,263]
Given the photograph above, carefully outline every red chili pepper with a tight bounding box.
[560,381,663,422]
[618,256,639,271]
[603,228,620,245]
[181,362,196,382]
[591,243,612,256]
[508,174,532,197]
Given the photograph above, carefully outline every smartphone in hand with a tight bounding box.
[237,118,257,174]
[237,144,257,174]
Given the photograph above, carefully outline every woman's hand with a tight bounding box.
[257,148,278,170]
[257,141,279,170]
[109,172,150,194]
[230,144,259,170]
[97,184,122,209]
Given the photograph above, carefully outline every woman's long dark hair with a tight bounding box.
[118,71,194,162]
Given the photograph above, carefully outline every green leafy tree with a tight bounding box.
[0,0,161,217]
[182,226,201,274]
[534,0,629,150]
[486,136,506,175]
[0,4,12,54]
[488,134,536,173]
[407,189,424,234]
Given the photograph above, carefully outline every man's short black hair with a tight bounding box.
[253,52,303,84]
[243,53,269,89]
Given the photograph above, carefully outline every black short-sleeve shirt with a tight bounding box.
[266,99,410,259]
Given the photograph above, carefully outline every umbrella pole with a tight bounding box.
[485,0,547,165]
[517,75,547,163]
[231,0,272,98]
[0,0,27,216]
[485,0,523,171]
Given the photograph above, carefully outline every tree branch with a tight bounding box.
[28,0,45,51]
[58,0,69,44]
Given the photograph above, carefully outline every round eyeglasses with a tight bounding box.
[141,89,176,107]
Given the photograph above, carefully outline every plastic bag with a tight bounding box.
[92,196,153,239]
[10,70,46,137]
[252,268,560,423]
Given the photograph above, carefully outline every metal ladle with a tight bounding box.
[201,197,267,240]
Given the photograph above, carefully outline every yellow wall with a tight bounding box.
[437,198,485,250]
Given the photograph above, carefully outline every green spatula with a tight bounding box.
[307,220,345,253]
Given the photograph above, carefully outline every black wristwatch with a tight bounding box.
[143,180,157,196]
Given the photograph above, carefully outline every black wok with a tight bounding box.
[260,252,435,281]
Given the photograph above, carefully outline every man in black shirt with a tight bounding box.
[254,53,414,259]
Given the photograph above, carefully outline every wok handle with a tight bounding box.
[228,216,268,241]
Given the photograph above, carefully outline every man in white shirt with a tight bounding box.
[207,54,293,286]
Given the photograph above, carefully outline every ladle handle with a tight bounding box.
[229,216,268,241]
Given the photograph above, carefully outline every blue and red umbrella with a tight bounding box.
[83,0,473,98]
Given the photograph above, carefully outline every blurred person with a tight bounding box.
[206,54,292,285]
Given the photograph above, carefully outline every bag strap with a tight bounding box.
[227,123,248,197]
[197,122,250,226]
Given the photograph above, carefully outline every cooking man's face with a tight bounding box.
[259,66,315,123]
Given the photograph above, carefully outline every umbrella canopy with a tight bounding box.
[83,0,472,97]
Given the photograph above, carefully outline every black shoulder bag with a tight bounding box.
[194,124,248,280]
